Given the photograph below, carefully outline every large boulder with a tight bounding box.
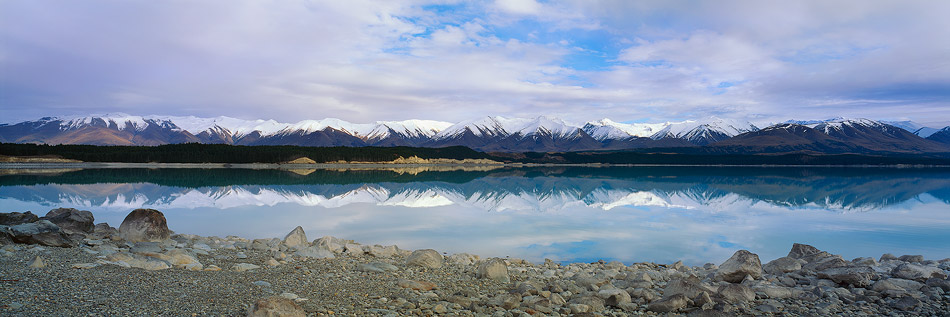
[716,250,763,283]
[118,209,171,242]
[476,258,510,282]
[0,211,39,226]
[763,256,802,275]
[247,296,305,317]
[282,226,308,249]
[818,266,878,288]
[42,208,94,235]
[407,249,443,269]
[7,220,74,247]
[663,276,716,299]
[787,243,822,259]
[891,263,947,282]
[717,283,755,303]
[647,294,688,313]
[312,236,345,253]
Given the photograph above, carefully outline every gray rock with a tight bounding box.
[647,294,688,313]
[488,293,521,309]
[248,296,305,317]
[118,209,170,242]
[93,223,118,238]
[885,278,924,291]
[891,263,947,282]
[763,256,802,275]
[716,250,762,283]
[717,283,755,303]
[851,257,878,266]
[281,226,308,249]
[130,242,163,255]
[898,255,924,263]
[42,208,94,234]
[890,296,920,311]
[252,281,272,288]
[753,285,802,299]
[343,243,364,256]
[294,246,335,259]
[817,266,877,288]
[0,211,38,226]
[663,276,716,298]
[476,258,509,282]
[447,253,479,265]
[8,220,74,247]
[692,291,713,307]
[28,256,46,268]
[925,277,950,292]
[880,253,898,261]
[250,239,275,251]
[598,289,632,307]
[787,243,822,259]
[625,271,654,288]
[312,236,345,253]
[568,296,605,312]
[802,255,848,272]
[366,245,399,258]
[233,263,261,272]
[407,249,443,269]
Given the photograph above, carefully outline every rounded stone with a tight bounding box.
[716,250,763,283]
[476,258,510,282]
[407,249,443,269]
[118,209,170,243]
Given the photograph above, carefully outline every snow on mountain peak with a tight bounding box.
[57,113,165,132]
[651,117,758,140]
[583,119,668,140]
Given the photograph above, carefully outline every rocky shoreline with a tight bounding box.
[2,208,950,316]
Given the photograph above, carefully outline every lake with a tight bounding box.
[2,166,949,265]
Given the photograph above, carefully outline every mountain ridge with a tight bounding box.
[2,113,949,154]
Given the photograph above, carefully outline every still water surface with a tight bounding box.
[2,166,949,265]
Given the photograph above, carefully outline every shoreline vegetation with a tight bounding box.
[2,208,949,316]
[4,143,950,167]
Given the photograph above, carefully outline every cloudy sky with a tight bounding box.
[2,0,948,126]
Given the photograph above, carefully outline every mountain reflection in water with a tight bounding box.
[1,167,949,212]
[2,166,949,265]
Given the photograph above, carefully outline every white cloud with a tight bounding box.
[0,0,948,126]
[494,0,542,15]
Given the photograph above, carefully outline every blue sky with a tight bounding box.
[1,0,948,126]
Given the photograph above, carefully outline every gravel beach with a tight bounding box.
[2,208,950,316]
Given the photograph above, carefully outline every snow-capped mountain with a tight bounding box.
[715,117,950,153]
[2,113,949,153]
[582,119,667,140]
[649,117,759,145]
[882,120,941,138]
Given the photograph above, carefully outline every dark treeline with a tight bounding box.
[0,143,490,163]
[3,142,950,165]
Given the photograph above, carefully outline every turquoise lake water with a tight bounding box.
[2,166,949,265]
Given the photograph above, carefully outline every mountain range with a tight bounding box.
[2,114,949,154]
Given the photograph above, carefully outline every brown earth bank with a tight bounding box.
[2,208,949,316]
[0,155,81,163]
